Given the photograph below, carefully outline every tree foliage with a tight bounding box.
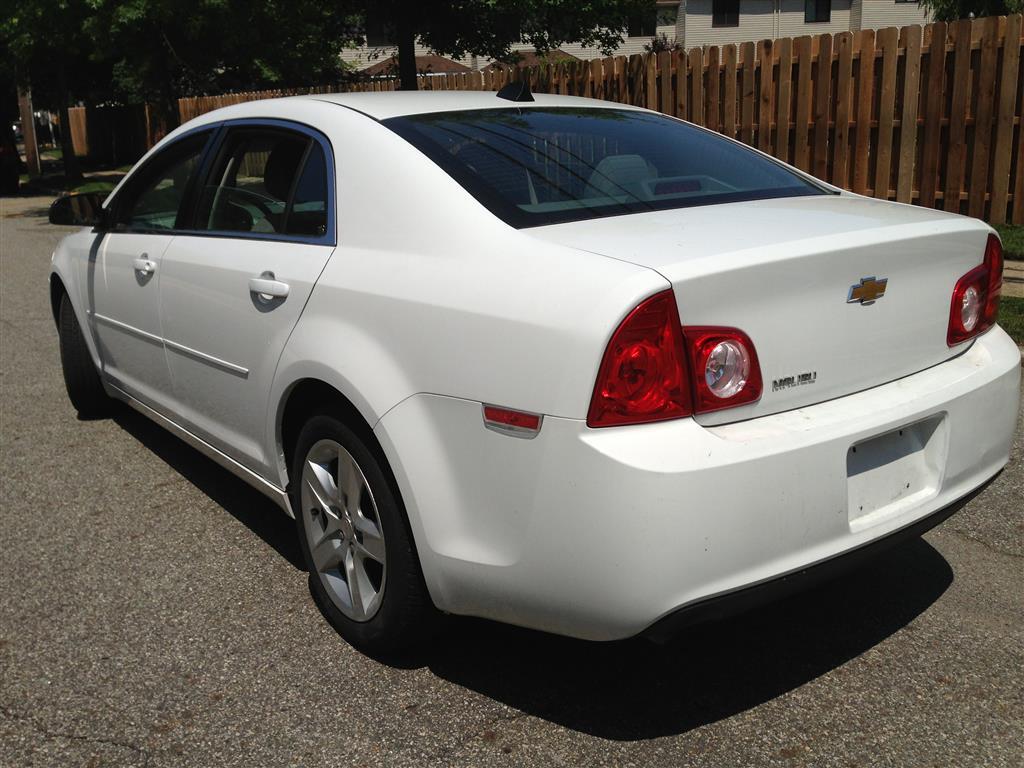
[84,0,363,107]
[361,0,651,89]
[919,0,1023,21]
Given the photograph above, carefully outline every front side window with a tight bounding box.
[195,130,315,235]
[712,0,740,27]
[805,0,831,22]
[114,131,211,231]
[385,108,825,228]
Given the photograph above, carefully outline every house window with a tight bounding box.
[628,5,659,37]
[712,0,740,28]
[656,2,679,27]
[805,0,831,22]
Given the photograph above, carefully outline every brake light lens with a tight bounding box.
[683,327,763,413]
[947,234,1002,346]
[587,290,692,427]
[587,291,765,427]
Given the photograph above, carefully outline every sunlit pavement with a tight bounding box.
[2,194,1021,767]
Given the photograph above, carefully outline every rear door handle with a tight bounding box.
[133,256,157,276]
[249,272,290,300]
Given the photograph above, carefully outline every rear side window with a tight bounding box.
[384,108,826,228]
[194,129,329,238]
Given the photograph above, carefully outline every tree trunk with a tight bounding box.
[56,63,82,184]
[396,17,417,91]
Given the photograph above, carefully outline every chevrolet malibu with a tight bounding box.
[48,90,1020,654]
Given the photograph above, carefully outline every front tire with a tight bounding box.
[58,293,109,418]
[291,413,437,655]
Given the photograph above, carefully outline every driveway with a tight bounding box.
[2,193,1021,767]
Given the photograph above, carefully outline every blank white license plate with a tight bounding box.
[846,415,947,530]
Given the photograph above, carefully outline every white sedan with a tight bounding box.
[48,89,1020,654]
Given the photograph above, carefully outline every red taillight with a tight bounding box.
[588,292,765,427]
[683,327,763,414]
[587,290,692,427]
[948,234,1002,346]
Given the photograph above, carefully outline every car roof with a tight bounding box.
[261,91,645,121]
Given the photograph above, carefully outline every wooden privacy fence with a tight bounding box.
[68,103,168,166]
[178,15,1024,223]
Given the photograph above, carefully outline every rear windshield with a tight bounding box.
[384,107,827,228]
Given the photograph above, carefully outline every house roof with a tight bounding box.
[360,54,472,77]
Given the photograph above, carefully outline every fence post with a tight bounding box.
[812,34,832,181]
[852,29,875,196]
[874,27,899,200]
[793,36,813,171]
[17,87,41,177]
[896,25,922,204]
[990,14,1022,224]
[944,19,972,212]
[967,15,1000,218]
[740,41,755,145]
[723,44,738,139]
[757,40,773,152]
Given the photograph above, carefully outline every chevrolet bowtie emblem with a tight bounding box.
[847,276,888,305]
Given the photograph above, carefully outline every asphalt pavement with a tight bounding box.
[1,193,1022,767]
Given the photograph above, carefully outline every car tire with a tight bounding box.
[58,292,109,418]
[291,413,439,655]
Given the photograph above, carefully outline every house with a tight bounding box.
[676,0,932,48]
[359,54,471,78]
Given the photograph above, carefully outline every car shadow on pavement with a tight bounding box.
[110,403,304,570]
[109,401,954,740]
[421,536,953,741]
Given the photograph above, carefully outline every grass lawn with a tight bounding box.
[993,224,1024,261]
[999,296,1024,345]
[70,179,116,195]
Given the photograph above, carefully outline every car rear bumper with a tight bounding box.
[375,326,1021,641]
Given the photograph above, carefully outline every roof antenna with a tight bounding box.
[496,80,534,103]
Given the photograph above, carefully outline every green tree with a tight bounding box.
[919,0,1023,21]
[361,0,651,91]
[85,0,364,130]
[1,0,105,182]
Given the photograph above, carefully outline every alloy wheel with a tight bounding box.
[300,439,387,621]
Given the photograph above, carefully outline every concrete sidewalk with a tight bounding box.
[1004,260,1024,298]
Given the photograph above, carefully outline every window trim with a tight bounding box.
[107,118,337,246]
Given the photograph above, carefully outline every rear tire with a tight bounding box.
[291,413,438,656]
[58,292,109,418]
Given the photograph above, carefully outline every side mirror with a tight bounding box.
[49,192,108,228]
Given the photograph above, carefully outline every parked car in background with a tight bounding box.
[47,90,1020,654]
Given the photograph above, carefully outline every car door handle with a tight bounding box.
[249,274,290,300]
[133,257,157,276]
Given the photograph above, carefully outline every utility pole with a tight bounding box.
[17,87,41,177]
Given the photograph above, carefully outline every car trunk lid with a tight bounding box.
[526,194,993,425]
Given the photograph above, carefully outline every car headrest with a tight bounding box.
[585,154,653,199]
